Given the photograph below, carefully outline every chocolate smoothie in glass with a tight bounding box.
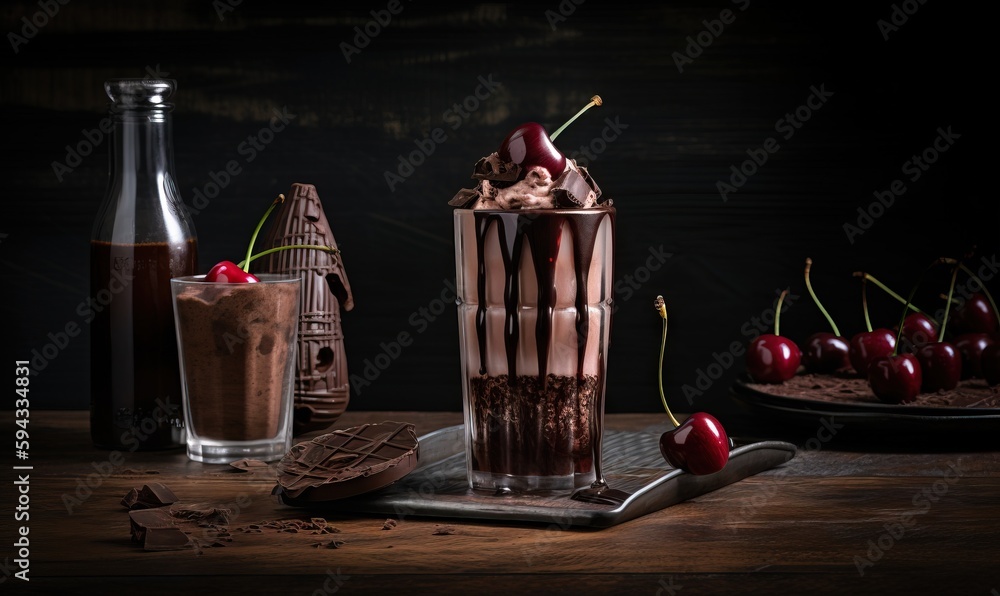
[450,101,615,493]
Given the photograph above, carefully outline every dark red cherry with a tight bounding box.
[849,329,896,376]
[896,312,938,353]
[868,354,922,404]
[954,332,995,379]
[204,260,259,284]
[802,332,851,373]
[915,342,962,392]
[659,412,730,475]
[747,334,801,383]
[951,293,999,336]
[497,123,566,179]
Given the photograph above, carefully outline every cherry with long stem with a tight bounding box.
[916,264,963,392]
[855,271,939,350]
[655,295,730,476]
[869,258,954,402]
[848,276,896,375]
[746,289,801,382]
[803,258,850,373]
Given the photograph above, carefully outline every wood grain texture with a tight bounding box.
[7,411,999,594]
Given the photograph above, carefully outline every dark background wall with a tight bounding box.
[2,1,993,418]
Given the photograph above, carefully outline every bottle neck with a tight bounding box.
[109,110,176,186]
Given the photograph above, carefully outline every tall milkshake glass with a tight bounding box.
[454,206,615,492]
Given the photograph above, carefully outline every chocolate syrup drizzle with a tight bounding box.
[471,208,614,385]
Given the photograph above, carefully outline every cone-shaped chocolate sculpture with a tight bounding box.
[261,183,354,434]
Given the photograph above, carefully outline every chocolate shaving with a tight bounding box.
[229,458,270,472]
[169,504,232,526]
[449,187,480,208]
[472,153,522,183]
[382,518,398,530]
[432,525,456,536]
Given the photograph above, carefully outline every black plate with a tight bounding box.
[730,375,1000,435]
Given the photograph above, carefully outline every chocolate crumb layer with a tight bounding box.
[469,374,596,477]
[745,373,1000,408]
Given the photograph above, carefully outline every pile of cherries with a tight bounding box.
[746,257,1000,404]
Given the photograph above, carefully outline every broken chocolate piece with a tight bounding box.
[122,483,178,510]
[382,518,398,530]
[137,482,177,507]
[552,163,599,208]
[449,187,481,208]
[121,488,140,509]
[129,508,176,544]
[472,153,522,183]
[274,421,419,504]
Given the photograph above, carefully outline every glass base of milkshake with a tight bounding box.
[452,150,614,493]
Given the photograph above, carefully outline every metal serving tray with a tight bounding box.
[309,425,796,528]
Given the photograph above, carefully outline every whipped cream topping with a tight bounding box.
[450,153,603,210]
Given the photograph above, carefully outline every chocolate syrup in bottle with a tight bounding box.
[89,79,198,450]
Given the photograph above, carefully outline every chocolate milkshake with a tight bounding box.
[451,129,614,492]
[171,274,300,463]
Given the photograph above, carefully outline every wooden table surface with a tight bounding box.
[7,410,999,595]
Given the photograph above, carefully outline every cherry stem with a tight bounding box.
[243,193,285,274]
[938,265,960,342]
[549,95,603,142]
[236,244,338,270]
[804,258,840,336]
[775,288,789,336]
[860,277,873,333]
[958,263,1000,329]
[853,271,934,321]
[892,258,955,356]
[655,295,681,428]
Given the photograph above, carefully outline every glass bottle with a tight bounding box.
[90,78,198,450]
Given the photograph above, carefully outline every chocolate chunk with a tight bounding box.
[472,153,522,183]
[137,482,177,507]
[382,518,398,530]
[274,421,419,503]
[121,488,140,509]
[449,187,480,208]
[552,165,599,208]
[122,482,177,510]
[129,508,176,544]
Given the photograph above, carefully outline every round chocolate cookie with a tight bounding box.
[274,421,419,504]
